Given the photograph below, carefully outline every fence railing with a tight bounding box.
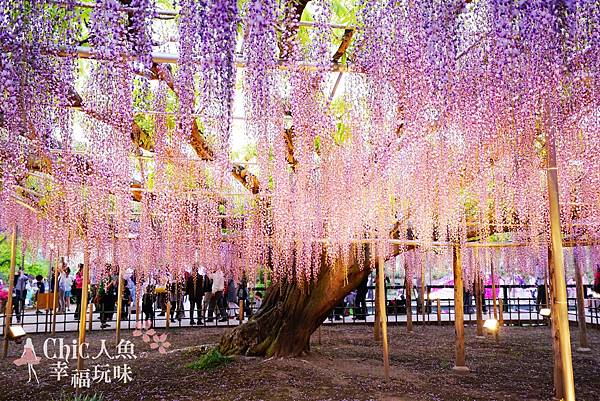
[1,284,599,335]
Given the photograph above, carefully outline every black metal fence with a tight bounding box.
[1,284,599,335]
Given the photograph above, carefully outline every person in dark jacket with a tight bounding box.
[186,266,204,325]
[142,284,156,323]
[201,274,213,322]
[100,276,117,329]
[237,276,250,318]
[353,274,369,320]
[226,277,237,318]
[169,279,185,323]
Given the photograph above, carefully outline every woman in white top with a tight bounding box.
[63,267,73,311]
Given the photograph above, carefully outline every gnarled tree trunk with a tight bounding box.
[219,247,373,357]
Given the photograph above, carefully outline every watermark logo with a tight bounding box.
[13,338,41,384]
[132,320,171,354]
[12,325,171,388]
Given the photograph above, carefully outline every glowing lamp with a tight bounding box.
[539,308,551,317]
[483,318,499,332]
[8,326,26,343]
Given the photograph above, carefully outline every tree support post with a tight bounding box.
[374,270,381,342]
[475,271,484,338]
[405,263,413,333]
[77,244,90,371]
[52,254,60,335]
[548,247,564,400]
[452,245,469,373]
[420,265,426,325]
[573,248,590,353]
[377,250,390,379]
[546,130,575,401]
[116,264,124,345]
[3,225,18,358]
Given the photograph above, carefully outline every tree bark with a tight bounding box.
[220,247,373,357]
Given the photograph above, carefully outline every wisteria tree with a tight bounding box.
[1,0,600,359]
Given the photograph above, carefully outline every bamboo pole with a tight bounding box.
[51,255,60,334]
[498,299,504,327]
[166,300,171,330]
[475,271,484,337]
[374,272,381,342]
[88,294,93,332]
[238,300,244,322]
[573,249,590,352]
[135,278,140,324]
[3,225,18,358]
[546,130,575,401]
[452,245,469,373]
[436,298,441,325]
[77,244,90,371]
[491,259,498,320]
[548,246,564,400]
[377,251,390,380]
[420,265,426,325]
[115,267,124,344]
[405,264,413,333]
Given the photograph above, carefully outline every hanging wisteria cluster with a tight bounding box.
[1,0,600,288]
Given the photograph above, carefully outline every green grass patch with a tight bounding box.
[186,347,233,371]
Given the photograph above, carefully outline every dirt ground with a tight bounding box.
[0,324,599,401]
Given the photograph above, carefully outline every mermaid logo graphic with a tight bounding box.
[13,338,41,384]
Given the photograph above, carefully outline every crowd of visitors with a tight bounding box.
[2,262,599,328]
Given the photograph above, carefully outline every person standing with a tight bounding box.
[535,276,547,311]
[73,263,84,321]
[354,274,368,320]
[237,276,250,318]
[169,279,185,323]
[186,266,204,325]
[141,283,156,324]
[63,267,73,312]
[202,273,213,322]
[226,276,238,318]
[34,275,45,314]
[57,263,68,313]
[100,276,117,329]
[14,268,28,324]
[209,270,227,322]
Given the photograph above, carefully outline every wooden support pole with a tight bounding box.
[374,270,381,342]
[548,247,564,400]
[3,225,18,358]
[77,245,90,371]
[420,265,426,325]
[166,300,171,329]
[88,297,93,333]
[546,130,575,401]
[238,300,244,322]
[573,248,590,352]
[452,245,469,373]
[437,298,441,325]
[476,271,484,337]
[115,266,124,345]
[377,251,390,379]
[51,254,60,335]
[405,263,413,333]
[498,299,504,327]
[491,260,498,320]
